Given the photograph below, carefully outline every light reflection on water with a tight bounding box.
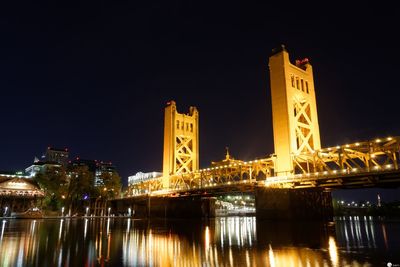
[0,216,399,266]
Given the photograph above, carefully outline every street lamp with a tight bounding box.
[85,207,89,217]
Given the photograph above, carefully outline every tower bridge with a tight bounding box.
[113,46,400,220]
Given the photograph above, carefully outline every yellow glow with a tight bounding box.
[268,244,275,267]
[328,236,339,266]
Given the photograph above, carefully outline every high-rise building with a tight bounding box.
[70,158,118,187]
[44,147,69,166]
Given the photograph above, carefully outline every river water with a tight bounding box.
[0,216,399,266]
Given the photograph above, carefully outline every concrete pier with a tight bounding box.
[255,187,333,220]
[112,195,216,219]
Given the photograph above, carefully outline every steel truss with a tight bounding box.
[127,158,274,195]
[126,136,400,196]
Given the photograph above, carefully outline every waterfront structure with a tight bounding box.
[162,100,199,188]
[0,176,44,215]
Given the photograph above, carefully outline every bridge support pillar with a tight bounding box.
[255,187,333,221]
[112,196,216,219]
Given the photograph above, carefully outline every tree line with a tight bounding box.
[34,165,121,215]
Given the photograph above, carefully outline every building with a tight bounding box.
[25,146,69,177]
[44,147,69,166]
[25,160,62,178]
[128,171,162,186]
[0,175,44,215]
[70,158,119,187]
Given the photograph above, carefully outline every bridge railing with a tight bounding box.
[125,136,400,195]
[126,158,274,196]
[292,136,400,174]
[261,136,400,188]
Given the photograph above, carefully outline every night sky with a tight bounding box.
[1,2,400,202]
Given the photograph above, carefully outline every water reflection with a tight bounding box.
[0,216,399,266]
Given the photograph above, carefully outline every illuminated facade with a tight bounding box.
[128,171,162,186]
[0,177,44,215]
[162,101,199,187]
[269,45,321,175]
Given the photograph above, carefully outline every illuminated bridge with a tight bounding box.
[113,46,400,220]
[126,136,400,194]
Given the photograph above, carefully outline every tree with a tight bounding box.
[34,166,68,211]
[65,165,95,214]
[99,171,122,199]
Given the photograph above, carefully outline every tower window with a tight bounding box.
[177,121,180,129]
[305,81,309,93]
[301,79,304,92]
[296,77,299,89]
[291,75,295,87]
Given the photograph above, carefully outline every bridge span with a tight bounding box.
[115,47,400,220]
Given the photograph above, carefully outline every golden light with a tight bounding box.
[268,244,275,267]
[328,236,339,266]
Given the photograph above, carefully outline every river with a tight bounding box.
[0,216,399,266]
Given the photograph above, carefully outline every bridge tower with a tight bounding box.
[162,101,199,188]
[269,45,321,175]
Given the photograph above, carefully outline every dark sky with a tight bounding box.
[1,2,400,201]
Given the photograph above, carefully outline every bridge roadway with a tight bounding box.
[121,167,400,201]
[125,135,400,197]
[115,136,400,219]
